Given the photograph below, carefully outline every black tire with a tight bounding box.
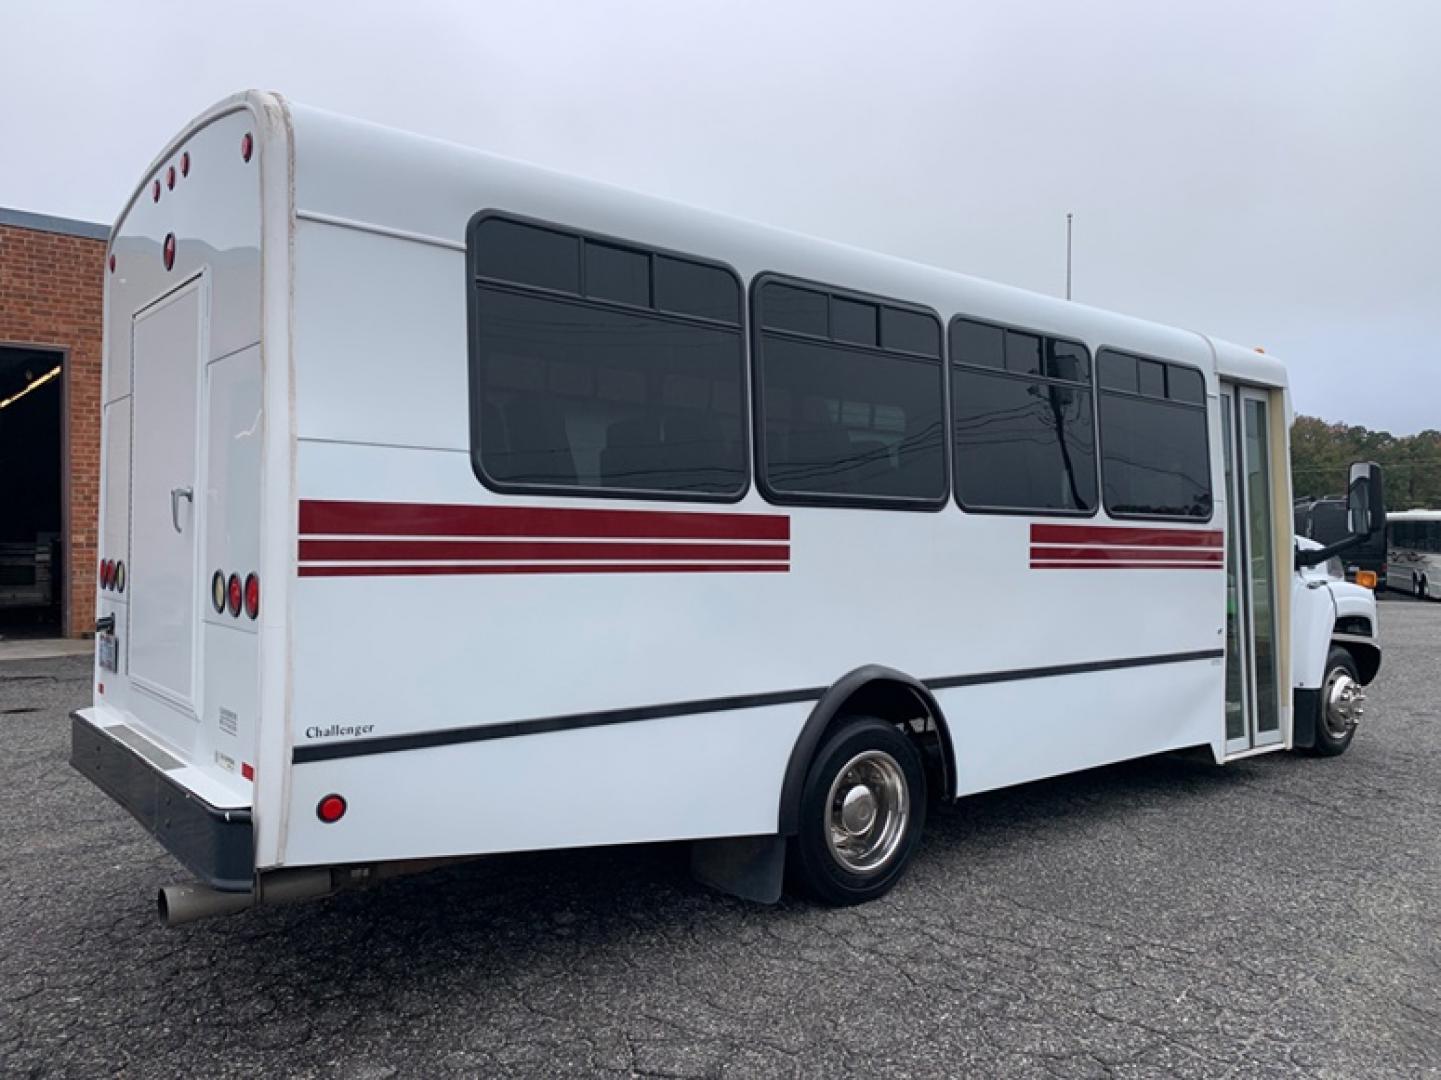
[788,716,926,906]
[1309,646,1362,757]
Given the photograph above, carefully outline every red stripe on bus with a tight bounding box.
[298,562,790,577]
[1030,560,1223,570]
[299,539,790,562]
[1030,524,1223,548]
[299,500,790,541]
[1029,545,1224,563]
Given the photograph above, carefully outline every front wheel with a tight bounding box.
[789,717,926,905]
[1309,646,1364,757]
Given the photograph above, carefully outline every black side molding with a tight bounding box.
[70,713,254,891]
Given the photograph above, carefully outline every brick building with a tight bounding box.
[0,206,108,638]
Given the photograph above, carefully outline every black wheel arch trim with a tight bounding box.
[777,665,954,836]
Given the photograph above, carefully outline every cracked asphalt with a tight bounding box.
[2,598,1438,1078]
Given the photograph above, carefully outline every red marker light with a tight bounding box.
[241,132,253,162]
[243,573,260,619]
[241,762,255,781]
[98,558,106,587]
[226,573,242,616]
[152,179,160,202]
[163,233,176,271]
[180,151,190,177]
[317,794,347,823]
[166,165,176,190]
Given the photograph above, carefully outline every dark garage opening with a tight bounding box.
[0,346,64,636]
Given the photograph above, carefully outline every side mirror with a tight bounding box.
[1347,461,1385,537]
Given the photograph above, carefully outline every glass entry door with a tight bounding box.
[1221,383,1283,753]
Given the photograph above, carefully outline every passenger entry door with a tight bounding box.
[128,277,206,717]
[1221,383,1283,753]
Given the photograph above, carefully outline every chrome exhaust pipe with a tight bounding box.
[157,868,336,927]
[157,882,255,926]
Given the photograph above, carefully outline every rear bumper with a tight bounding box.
[69,711,255,891]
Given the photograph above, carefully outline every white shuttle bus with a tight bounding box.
[1388,510,1441,599]
[74,92,1386,925]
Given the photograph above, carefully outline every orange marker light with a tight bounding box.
[1355,570,1378,590]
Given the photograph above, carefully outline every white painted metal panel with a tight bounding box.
[128,278,205,714]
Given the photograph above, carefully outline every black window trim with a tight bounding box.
[464,209,752,505]
[750,272,949,512]
[1094,345,1216,524]
[946,313,1100,519]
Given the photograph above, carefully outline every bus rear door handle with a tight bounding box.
[170,486,193,532]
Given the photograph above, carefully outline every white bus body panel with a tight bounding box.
[84,95,288,870]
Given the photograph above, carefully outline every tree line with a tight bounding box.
[1291,416,1441,509]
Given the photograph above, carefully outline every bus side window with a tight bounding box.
[467,216,748,500]
[1095,349,1213,520]
[753,279,946,508]
[950,318,1097,515]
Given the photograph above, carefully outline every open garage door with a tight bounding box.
[0,346,64,636]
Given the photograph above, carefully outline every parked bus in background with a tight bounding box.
[72,92,1387,925]
[1294,496,1386,589]
[1387,510,1441,600]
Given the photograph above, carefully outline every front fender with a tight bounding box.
[1290,575,1336,691]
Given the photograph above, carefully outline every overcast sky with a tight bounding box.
[3,0,1436,434]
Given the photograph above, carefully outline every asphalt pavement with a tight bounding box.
[2,598,1438,1078]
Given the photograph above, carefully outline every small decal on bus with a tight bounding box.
[305,724,377,740]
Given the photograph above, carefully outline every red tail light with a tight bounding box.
[317,794,347,823]
[109,254,116,273]
[152,179,161,203]
[243,573,260,619]
[226,573,242,616]
[163,233,176,271]
[241,132,253,162]
[98,559,109,588]
[180,151,190,177]
[166,165,176,190]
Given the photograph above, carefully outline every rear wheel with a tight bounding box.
[789,717,926,905]
[1310,646,1363,756]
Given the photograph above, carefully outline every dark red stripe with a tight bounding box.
[300,500,789,541]
[300,539,789,562]
[1030,524,1223,548]
[1029,546,1223,563]
[299,562,790,578]
[1031,560,1223,570]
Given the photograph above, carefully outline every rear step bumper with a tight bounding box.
[69,712,255,891]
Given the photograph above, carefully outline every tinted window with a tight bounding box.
[1138,359,1166,398]
[882,307,941,357]
[950,319,1004,369]
[950,319,1097,514]
[1168,365,1205,405]
[953,369,1096,511]
[585,242,649,306]
[468,218,746,498]
[1098,350,1137,393]
[831,297,877,346]
[756,281,945,504]
[473,218,579,293]
[1096,349,1212,519]
[759,338,944,500]
[1005,331,1044,376]
[761,283,828,336]
[654,256,740,323]
[1046,339,1089,383]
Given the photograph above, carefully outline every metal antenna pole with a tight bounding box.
[1065,213,1073,300]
